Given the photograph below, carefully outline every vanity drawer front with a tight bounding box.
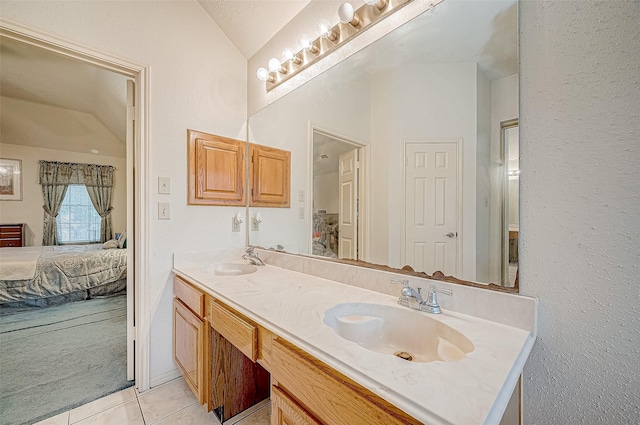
[207,299,257,362]
[271,338,420,425]
[174,276,204,317]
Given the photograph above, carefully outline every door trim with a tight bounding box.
[401,139,463,277]
[0,18,151,390]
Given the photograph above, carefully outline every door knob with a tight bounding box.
[445,232,456,238]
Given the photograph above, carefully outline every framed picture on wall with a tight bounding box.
[0,158,23,201]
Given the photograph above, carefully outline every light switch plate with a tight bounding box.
[158,202,170,219]
[232,217,241,232]
[298,206,305,219]
[158,177,170,194]
[298,189,305,202]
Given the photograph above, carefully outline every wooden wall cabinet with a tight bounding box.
[188,129,246,206]
[249,144,290,208]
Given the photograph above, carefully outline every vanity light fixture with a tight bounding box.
[318,19,339,42]
[299,35,319,54]
[282,47,302,65]
[256,67,274,82]
[256,0,440,92]
[338,3,361,27]
[364,0,388,11]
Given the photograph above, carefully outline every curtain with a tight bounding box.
[39,162,72,245]
[82,165,114,243]
[39,161,115,245]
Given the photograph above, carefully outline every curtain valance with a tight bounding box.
[39,161,115,187]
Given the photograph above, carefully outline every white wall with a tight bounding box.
[489,73,518,284]
[0,144,127,246]
[371,63,479,280]
[313,171,339,213]
[0,0,248,384]
[520,1,639,424]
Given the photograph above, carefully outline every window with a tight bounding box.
[57,185,101,244]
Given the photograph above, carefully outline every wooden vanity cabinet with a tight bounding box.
[188,129,246,206]
[206,296,270,422]
[271,338,420,425]
[249,143,291,208]
[173,276,207,404]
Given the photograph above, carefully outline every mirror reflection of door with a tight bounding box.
[404,141,460,276]
[501,120,519,286]
[312,130,363,259]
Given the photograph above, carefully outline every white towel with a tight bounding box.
[0,246,43,280]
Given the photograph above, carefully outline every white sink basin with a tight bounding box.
[203,263,257,276]
[324,303,474,363]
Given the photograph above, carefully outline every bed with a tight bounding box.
[0,244,127,312]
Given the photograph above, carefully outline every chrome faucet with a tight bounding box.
[391,279,452,314]
[243,246,265,266]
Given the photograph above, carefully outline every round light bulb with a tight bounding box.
[282,47,295,62]
[299,35,312,49]
[256,67,270,82]
[268,57,282,72]
[364,0,387,9]
[317,19,333,38]
[338,3,356,24]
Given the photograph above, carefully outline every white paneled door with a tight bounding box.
[338,149,358,259]
[404,141,459,275]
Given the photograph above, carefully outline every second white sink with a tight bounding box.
[324,302,474,363]
[203,263,257,276]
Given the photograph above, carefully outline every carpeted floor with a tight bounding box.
[0,295,133,425]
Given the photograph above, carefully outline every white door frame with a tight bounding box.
[401,138,463,277]
[307,124,369,260]
[0,19,151,390]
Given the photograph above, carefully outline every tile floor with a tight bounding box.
[34,377,270,425]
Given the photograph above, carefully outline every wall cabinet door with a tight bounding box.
[188,129,246,206]
[271,385,322,425]
[249,143,290,207]
[173,298,206,404]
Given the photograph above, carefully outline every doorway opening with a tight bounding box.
[500,119,519,286]
[310,128,366,260]
[0,20,149,421]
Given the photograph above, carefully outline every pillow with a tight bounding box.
[103,239,118,249]
[117,229,127,249]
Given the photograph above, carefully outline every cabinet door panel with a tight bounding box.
[188,129,246,206]
[173,299,205,404]
[249,144,290,207]
[271,385,321,425]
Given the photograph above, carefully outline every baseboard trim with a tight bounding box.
[148,369,182,389]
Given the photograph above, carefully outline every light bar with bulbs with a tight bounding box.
[256,0,420,91]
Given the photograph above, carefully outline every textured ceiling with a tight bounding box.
[198,0,312,59]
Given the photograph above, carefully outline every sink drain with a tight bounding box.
[394,351,414,361]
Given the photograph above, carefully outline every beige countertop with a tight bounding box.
[172,261,535,425]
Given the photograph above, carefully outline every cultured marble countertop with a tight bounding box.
[172,262,535,425]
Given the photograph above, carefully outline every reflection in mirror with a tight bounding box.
[248,0,519,289]
[502,120,519,286]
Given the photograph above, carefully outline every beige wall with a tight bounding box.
[0,143,127,246]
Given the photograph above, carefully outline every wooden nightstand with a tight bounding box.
[0,224,25,247]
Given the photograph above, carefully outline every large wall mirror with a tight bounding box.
[247,0,519,289]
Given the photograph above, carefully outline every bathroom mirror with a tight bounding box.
[247,0,519,289]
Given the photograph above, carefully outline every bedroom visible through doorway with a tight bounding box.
[0,33,136,422]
